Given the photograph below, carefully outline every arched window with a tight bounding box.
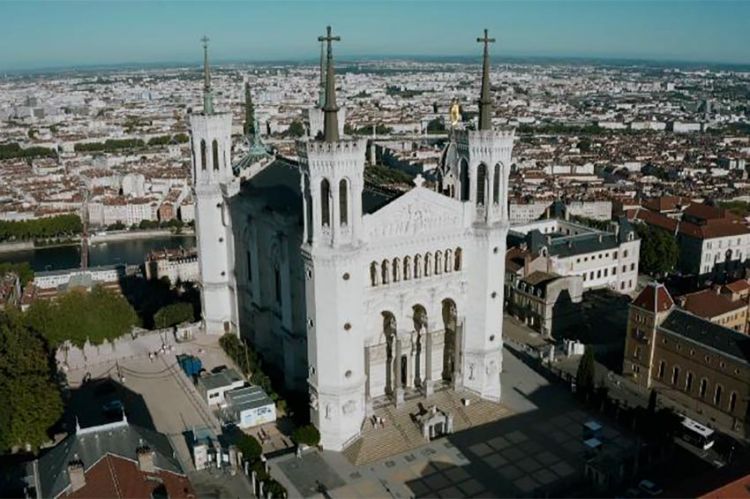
[729,391,738,413]
[699,378,708,398]
[476,163,487,206]
[414,254,422,278]
[339,179,348,226]
[320,179,331,227]
[454,247,462,271]
[685,371,694,391]
[493,164,501,205]
[381,259,390,285]
[714,384,723,406]
[212,140,220,171]
[424,252,433,277]
[459,159,470,201]
[671,365,680,385]
[403,256,411,280]
[444,249,453,272]
[435,250,443,275]
[392,257,401,282]
[200,140,207,171]
[657,360,665,379]
[370,262,379,286]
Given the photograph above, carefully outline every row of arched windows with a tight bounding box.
[657,360,739,414]
[198,139,221,172]
[456,161,503,206]
[370,248,462,287]
[320,178,349,228]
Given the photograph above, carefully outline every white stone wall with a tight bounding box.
[190,111,240,336]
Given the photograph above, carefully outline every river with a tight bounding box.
[0,234,196,272]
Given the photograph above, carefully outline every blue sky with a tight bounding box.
[1,0,749,71]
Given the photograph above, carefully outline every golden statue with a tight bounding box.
[449,100,461,127]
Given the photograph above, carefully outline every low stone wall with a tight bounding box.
[57,322,202,372]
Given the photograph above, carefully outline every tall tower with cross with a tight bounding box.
[190,36,241,336]
[307,29,346,139]
[454,29,515,401]
[298,26,368,451]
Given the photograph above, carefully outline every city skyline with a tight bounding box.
[3,0,750,72]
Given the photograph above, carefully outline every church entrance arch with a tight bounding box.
[442,298,458,382]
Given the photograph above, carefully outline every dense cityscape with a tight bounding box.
[1,3,750,498]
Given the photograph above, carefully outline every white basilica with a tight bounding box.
[189,28,515,450]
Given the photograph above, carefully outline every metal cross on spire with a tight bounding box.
[201,35,214,114]
[477,29,495,131]
[318,26,341,142]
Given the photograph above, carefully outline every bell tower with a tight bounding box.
[190,36,240,336]
[298,26,367,451]
[456,30,515,401]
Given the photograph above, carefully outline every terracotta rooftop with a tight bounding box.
[632,282,674,313]
[724,279,750,294]
[679,288,746,319]
[62,454,195,499]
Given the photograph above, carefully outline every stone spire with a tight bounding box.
[201,35,214,115]
[318,26,341,142]
[477,29,495,131]
[244,81,255,136]
[318,40,326,108]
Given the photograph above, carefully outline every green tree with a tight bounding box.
[426,118,446,133]
[292,424,320,446]
[635,224,679,275]
[576,345,596,398]
[0,214,82,242]
[154,302,194,329]
[26,286,137,347]
[236,433,262,462]
[286,121,305,138]
[0,313,63,451]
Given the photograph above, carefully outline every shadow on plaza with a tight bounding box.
[60,377,156,433]
[404,385,585,498]
[402,348,714,499]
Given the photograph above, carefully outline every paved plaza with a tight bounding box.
[271,341,636,498]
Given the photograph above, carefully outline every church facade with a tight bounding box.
[190,29,516,450]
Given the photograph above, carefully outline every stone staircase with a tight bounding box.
[343,390,510,465]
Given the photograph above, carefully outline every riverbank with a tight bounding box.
[90,228,194,244]
[0,241,33,253]
[0,228,195,254]
[0,233,197,272]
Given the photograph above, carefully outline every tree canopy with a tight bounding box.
[0,214,82,242]
[635,224,679,275]
[235,433,262,462]
[292,424,320,446]
[154,302,194,329]
[0,312,63,451]
[25,286,138,347]
[286,121,305,138]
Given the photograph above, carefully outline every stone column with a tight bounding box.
[394,336,404,407]
[423,329,434,396]
[365,346,373,416]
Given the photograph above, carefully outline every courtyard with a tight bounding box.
[270,339,635,498]
[61,333,255,497]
